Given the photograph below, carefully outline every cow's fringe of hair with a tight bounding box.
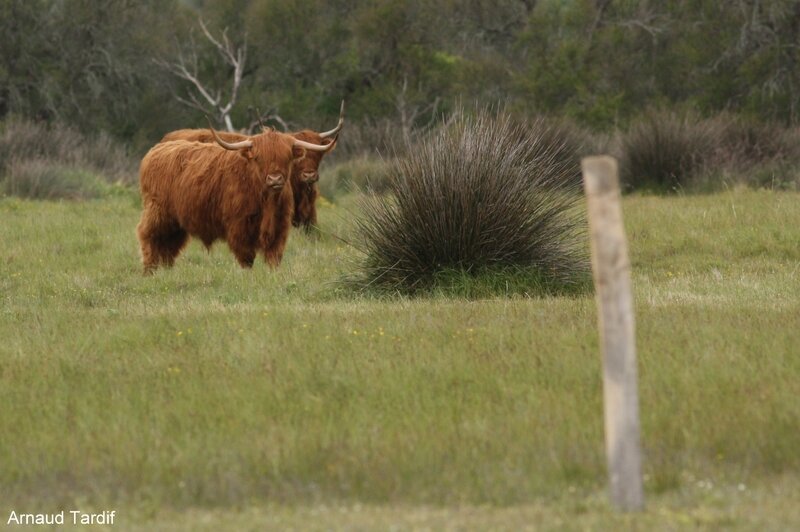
[136,134,295,272]
[161,128,333,231]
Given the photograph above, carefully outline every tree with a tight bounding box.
[158,19,250,132]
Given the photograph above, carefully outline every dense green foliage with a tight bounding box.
[3,0,800,155]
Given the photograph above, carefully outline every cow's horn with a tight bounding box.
[319,100,345,139]
[205,116,253,150]
[293,137,337,152]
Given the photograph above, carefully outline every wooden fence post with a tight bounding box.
[582,156,644,511]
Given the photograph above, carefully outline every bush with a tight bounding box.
[2,159,111,199]
[511,114,596,191]
[746,160,800,191]
[0,117,137,199]
[713,116,800,190]
[619,110,720,192]
[318,155,393,200]
[348,109,590,295]
[619,110,800,192]
[715,115,800,164]
[331,118,411,160]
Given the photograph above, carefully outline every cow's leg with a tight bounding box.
[303,212,319,235]
[159,227,189,267]
[305,187,319,234]
[137,203,186,273]
[262,215,292,268]
[226,217,258,269]
[137,204,165,273]
[231,245,256,269]
[263,227,290,268]
[259,187,294,269]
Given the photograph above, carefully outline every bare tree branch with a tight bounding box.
[157,19,248,131]
[245,107,289,134]
[395,75,446,139]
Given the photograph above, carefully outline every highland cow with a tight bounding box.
[160,101,344,231]
[137,127,335,273]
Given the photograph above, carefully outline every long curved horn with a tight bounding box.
[205,116,253,150]
[293,137,337,152]
[319,100,345,139]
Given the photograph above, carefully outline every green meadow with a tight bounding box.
[1,188,799,530]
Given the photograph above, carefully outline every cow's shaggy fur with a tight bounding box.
[161,128,334,231]
[137,132,297,273]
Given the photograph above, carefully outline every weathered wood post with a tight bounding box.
[582,156,644,511]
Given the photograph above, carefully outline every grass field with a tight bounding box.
[1,188,799,530]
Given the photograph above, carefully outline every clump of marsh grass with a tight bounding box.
[348,109,590,296]
[318,155,393,200]
[713,115,800,190]
[618,110,800,192]
[0,116,136,199]
[2,159,112,200]
[619,110,719,192]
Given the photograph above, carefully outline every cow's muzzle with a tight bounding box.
[302,171,319,184]
[266,173,285,189]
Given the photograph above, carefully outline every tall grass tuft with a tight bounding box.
[2,159,113,200]
[0,117,136,199]
[619,110,800,192]
[714,115,800,190]
[619,110,719,192]
[349,109,590,295]
[318,155,393,200]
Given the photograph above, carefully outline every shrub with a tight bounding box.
[746,161,800,191]
[512,114,595,191]
[0,117,136,199]
[618,110,800,192]
[331,118,410,160]
[713,115,800,189]
[619,110,720,192]
[2,159,111,200]
[318,155,393,200]
[714,115,800,164]
[348,109,590,295]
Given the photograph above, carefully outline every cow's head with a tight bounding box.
[208,125,335,191]
[291,101,345,185]
[291,131,337,185]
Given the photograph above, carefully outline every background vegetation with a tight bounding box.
[4,1,800,147]
[3,0,800,196]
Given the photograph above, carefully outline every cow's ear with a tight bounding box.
[324,137,337,154]
[240,147,255,160]
[292,146,307,161]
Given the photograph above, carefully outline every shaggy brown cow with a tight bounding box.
[137,127,335,273]
[160,102,344,231]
